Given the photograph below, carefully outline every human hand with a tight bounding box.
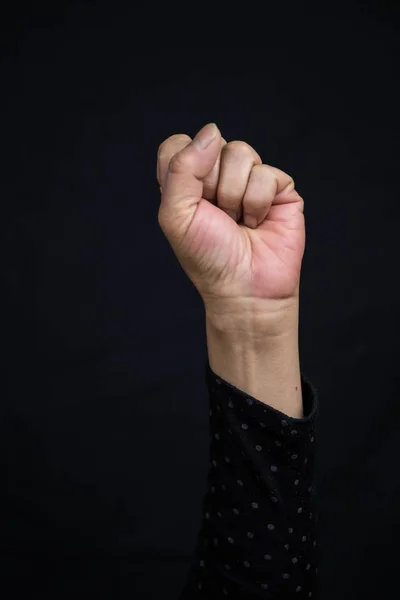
[157,123,305,333]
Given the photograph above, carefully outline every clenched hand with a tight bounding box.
[157,123,305,328]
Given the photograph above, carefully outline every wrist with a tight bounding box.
[205,302,303,417]
[204,296,300,341]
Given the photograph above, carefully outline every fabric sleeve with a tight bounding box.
[178,360,319,599]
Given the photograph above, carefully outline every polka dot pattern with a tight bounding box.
[179,361,319,599]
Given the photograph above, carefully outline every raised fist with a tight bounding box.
[157,123,305,324]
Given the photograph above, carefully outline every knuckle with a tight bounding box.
[168,151,190,174]
[260,164,279,182]
[254,163,273,181]
[262,169,280,193]
[158,134,191,158]
[224,140,254,156]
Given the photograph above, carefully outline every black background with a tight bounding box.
[1,2,399,598]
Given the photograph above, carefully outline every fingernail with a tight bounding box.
[244,215,257,229]
[193,123,218,150]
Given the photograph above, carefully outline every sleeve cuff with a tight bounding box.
[205,359,318,433]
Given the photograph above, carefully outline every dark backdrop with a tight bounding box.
[1,2,399,599]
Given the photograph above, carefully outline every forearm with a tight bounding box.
[181,306,317,598]
[205,303,303,418]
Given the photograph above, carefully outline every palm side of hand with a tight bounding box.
[184,189,305,303]
[157,123,305,309]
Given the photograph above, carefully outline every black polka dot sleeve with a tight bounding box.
[178,361,319,599]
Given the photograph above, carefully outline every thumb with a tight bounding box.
[159,123,222,235]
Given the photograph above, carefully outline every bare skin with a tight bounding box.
[157,123,306,418]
